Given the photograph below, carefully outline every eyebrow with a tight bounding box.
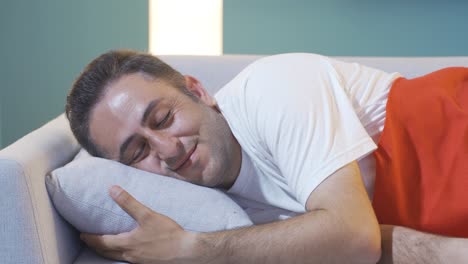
[118,99,162,162]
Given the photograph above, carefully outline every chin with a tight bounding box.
[197,174,219,188]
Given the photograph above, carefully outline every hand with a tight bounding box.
[80,185,198,264]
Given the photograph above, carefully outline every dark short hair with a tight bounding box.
[65,49,186,158]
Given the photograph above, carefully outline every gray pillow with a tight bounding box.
[46,150,252,234]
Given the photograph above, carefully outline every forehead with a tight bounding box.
[89,73,175,159]
[108,72,170,101]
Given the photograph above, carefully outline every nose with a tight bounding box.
[144,130,183,163]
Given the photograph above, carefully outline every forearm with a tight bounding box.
[189,210,380,264]
[379,225,468,264]
[82,163,382,263]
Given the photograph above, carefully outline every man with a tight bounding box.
[66,50,468,263]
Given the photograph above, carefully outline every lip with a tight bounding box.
[173,143,197,172]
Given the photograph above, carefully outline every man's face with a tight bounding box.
[89,73,241,189]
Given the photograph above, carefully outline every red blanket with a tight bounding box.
[373,67,468,237]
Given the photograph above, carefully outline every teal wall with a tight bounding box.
[223,0,468,56]
[2,1,468,148]
[0,0,148,148]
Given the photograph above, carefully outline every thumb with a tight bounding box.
[109,185,152,223]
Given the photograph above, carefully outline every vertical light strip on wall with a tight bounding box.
[149,0,223,55]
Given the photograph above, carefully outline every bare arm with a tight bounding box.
[191,161,381,264]
[379,225,468,264]
[82,161,381,263]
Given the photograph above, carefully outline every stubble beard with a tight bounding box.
[198,104,240,190]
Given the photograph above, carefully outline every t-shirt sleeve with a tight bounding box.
[243,53,377,207]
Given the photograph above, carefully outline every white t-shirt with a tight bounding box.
[214,53,401,224]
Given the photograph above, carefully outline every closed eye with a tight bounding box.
[129,109,174,164]
[130,143,147,164]
[156,111,172,128]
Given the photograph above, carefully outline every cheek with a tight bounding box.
[201,111,230,142]
[89,122,120,156]
[134,157,165,175]
[171,112,202,134]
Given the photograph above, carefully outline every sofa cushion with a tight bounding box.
[73,247,126,264]
[46,149,252,235]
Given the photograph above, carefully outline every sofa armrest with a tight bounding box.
[0,114,81,263]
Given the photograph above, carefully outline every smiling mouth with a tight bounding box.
[173,143,197,172]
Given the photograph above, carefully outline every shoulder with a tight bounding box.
[216,53,334,95]
[242,53,343,109]
[214,52,346,139]
[246,53,334,80]
[215,52,347,127]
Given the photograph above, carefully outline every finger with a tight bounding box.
[109,185,153,223]
[80,233,127,251]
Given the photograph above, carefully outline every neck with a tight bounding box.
[220,135,242,190]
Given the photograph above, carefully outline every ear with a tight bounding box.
[184,75,216,106]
